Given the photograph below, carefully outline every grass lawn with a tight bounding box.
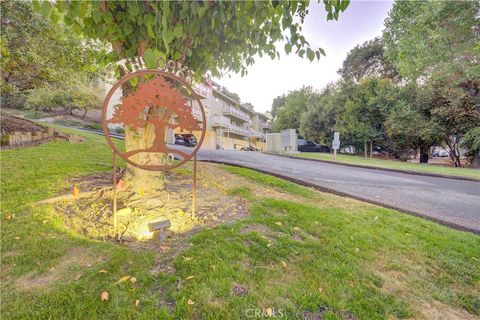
[1,128,479,319]
[294,152,480,180]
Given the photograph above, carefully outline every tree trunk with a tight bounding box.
[419,145,429,164]
[364,140,368,158]
[81,109,87,119]
[123,124,167,193]
[472,150,480,168]
[369,141,373,158]
[445,137,462,167]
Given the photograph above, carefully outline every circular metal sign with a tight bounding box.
[102,69,206,171]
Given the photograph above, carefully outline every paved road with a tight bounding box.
[195,149,480,234]
[50,126,480,233]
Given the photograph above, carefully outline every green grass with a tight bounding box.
[1,127,479,319]
[293,152,480,179]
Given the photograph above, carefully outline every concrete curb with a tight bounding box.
[264,152,480,183]
[203,159,480,236]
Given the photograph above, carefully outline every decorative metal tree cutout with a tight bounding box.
[102,69,206,171]
[101,69,207,239]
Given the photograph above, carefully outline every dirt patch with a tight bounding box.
[1,114,45,134]
[374,257,476,319]
[15,247,95,290]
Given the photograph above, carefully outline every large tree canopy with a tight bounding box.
[337,37,398,82]
[383,0,479,83]
[42,0,349,77]
[0,1,103,94]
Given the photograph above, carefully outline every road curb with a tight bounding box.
[264,152,480,182]
[203,159,480,236]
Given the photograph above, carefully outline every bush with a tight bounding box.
[26,84,102,117]
[1,92,27,110]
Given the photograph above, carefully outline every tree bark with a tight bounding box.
[369,140,373,158]
[123,124,167,193]
[472,150,480,168]
[364,140,368,158]
[419,145,429,164]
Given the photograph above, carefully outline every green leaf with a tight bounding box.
[129,76,139,87]
[284,43,292,54]
[307,48,315,61]
[143,48,157,68]
[162,29,174,47]
[173,25,183,38]
[198,6,206,18]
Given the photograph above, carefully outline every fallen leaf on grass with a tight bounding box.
[116,179,126,190]
[275,221,283,226]
[293,227,301,231]
[135,299,140,307]
[100,291,109,301]
[72,186,80,199]
[159,245,170,252]
[183,256,193,262]
[98,270,108,274]
[281,261,287,269]
[130,277,137,283]
[115,275,131,284]
[185,275,195,280]
[74,274,82,281]
[187,299,195,305]
[265,308,273,317]
[42,220,49,224]
[14,236,20,240]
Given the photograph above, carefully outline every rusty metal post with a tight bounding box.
[112,151,118,240]
[192,154,197,219]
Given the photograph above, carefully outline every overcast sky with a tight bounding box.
[214,0,393,113]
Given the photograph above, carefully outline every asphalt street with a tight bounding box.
[195,149,480,234]
[54,127,480,234]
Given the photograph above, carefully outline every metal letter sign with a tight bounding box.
[102,69,207,239]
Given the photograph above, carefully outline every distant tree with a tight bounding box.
[384,0,480,166]
[241,102,255,111]
[338,37,398,82]
[220,86,241,103]
[270,94,286,119]
[273,87,313,132]
[463,127,480,168]
[300,83,344,144]
[383,0,479,83]
[385,84,440,162]
[0,1,103,99]
[336,78,396,158]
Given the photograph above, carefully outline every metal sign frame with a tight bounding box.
[101,69,206,240]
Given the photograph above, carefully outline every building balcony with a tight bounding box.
[192,105,203,121]
[211,115,231,128]
[249,129,264,139]
[193,83,208,98]
[229,124,250,137]
[223,106,250,122]
[261,122,272,130]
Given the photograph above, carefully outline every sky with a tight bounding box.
[214,0,393,113]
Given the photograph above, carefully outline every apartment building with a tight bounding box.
[177,80,272,150]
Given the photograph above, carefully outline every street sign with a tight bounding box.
[332,140,340,150]
[332,132,340,160]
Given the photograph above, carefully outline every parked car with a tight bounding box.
[432,148,449,157]
[174,135,185,146]
[241,144,258,151]
[184,134,197,147]
[297,139,330,153]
